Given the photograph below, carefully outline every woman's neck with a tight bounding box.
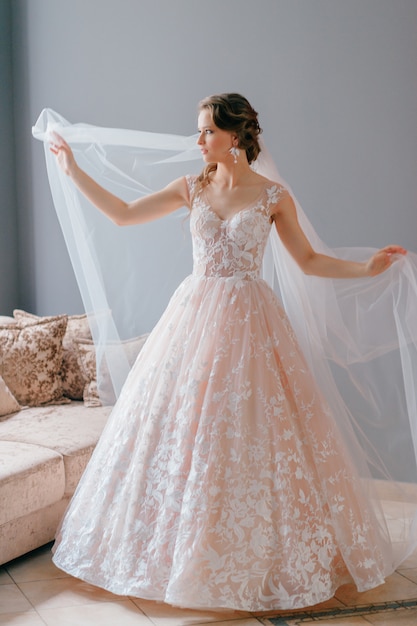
[212,161,254,189]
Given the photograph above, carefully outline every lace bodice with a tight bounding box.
[187,176,286,279]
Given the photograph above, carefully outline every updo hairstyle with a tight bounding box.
[197,93,262,188]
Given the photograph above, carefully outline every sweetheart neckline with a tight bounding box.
[201,200,264,223]
[200,183,274,222]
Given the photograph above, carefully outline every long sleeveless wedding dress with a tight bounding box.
[52,176,393,611]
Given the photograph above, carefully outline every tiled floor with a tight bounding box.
[1,544,417,625]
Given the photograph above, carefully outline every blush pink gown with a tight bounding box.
[52,176,391,611]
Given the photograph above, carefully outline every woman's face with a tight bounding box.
[197,109,235,163]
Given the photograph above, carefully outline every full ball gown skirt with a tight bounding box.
[52,178,391,611]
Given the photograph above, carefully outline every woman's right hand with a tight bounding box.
[49,131,78,177]
[47,130,188,226]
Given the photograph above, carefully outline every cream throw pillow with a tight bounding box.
[0,374,21,417]
[77,334,149,407]
[0,316,16,325]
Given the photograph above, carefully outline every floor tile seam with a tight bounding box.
[3,566,20,585]
[14,576,150,604]
[3,608,50,625]
[127,603,162,626]
[35,599,156,622]
[278,608,417,626]
[0,608,44,621]
[1,566,67,585]
[13,577,73,613]
[35,598,150,613]
[35,608,49,626]
[5,573,71,584]
[264,597,417,624]
[7,579,41,612]
[396,569,417,584]
[0,567,13,585]
[11,583,147,614]
[36,608,52,624]
[184,616,256,624]
[125,597,159,623]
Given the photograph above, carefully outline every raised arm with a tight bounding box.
[272,193,407,278]
[49,132,189,226]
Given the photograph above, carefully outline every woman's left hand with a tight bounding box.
[365,245,407,276]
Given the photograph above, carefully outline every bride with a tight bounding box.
[34,93,416,611]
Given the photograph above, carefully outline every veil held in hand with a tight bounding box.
[33,108,417,569]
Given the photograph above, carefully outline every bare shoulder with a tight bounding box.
[164,175,189,194]
[163,176,191,206]
[251,172,286,191]
[246,171,271,186]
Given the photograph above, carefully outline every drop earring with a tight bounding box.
[229,146,240,164]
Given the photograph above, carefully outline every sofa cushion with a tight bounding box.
[0,497,70,566]
[0,402,111,494]
[77,334,149,407]
[0,440,65,526]
[0,316,68,406]
[14,310,92,401]
[0,316,16,325]
[0,374,21,418]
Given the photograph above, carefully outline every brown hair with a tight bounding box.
[197,93,262,189]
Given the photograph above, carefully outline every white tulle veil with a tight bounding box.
[33,108,417,569]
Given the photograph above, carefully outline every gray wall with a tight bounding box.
[6,0,417,316]
[0,0,19,313]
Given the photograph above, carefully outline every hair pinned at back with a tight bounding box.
[196,93,262,191]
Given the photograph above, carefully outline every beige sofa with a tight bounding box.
[0,401,111,564]
[0,311,116,565]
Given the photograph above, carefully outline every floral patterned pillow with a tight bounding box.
[0,374,21,417]
[0,316,16,326]
[0,316,68,406]
[76,334,149,407]
[13,310,92,400]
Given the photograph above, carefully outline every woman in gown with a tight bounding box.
[48,93,408,611]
